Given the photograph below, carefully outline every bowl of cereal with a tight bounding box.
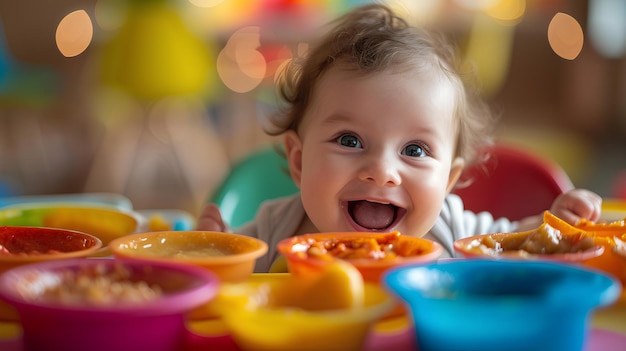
[453,222,604,263]
[383,259,621,351]
[276,231,443,283]
[0,258,219,351]
[211,261,395,351]
[0,226,103,321]
[109,231,268,283]
[0,206,141,256]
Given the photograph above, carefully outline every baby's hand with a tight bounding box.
[549,189,602,225]
[195,204,227,232]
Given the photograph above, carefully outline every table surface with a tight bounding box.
[1,296,624,351]
[0,195,624,350]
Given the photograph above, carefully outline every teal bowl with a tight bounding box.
[383,259,621,351]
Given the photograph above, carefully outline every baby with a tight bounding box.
[197,4,602,272]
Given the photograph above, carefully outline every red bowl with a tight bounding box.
[0,226,103,273]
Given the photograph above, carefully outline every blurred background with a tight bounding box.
[0,0,625,216]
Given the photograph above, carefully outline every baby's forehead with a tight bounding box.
[318,62,460,101]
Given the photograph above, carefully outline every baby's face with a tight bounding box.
[285,66,463,237]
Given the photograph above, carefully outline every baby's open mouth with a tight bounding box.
[347,200,405,231]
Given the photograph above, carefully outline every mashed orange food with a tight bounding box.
[303,231,420,260]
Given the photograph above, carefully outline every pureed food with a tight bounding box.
[301,231,420,260]
[140,245,230,258]
[17,262,163,306]
[464,223,596,257]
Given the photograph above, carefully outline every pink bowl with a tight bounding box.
[0,258,219,351]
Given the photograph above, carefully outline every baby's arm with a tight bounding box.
[195,203,227,232]
[516,188,602,231]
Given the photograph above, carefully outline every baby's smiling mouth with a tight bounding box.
[347,200,406,231]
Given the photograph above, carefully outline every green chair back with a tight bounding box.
[211,147,299,228]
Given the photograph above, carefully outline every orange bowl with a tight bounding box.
[108,231,267,283]
[109,231,268,320]
[543,211,626,288]
[276,231,443,284]
[453,225,604,264]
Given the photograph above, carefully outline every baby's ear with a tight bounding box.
[284,131,303,188]
[446,157,465,193]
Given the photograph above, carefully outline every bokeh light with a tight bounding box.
[384,0,443,27]
[100,1,214,101]
[484,0,525,25]
[217,26,293,93]
[455,0,498,11]
[94,0,128,32]
[187,0,226,7]
[548,12,584,60]
[588,0,626,58]
[185,0,260,34]
[55,10,93,58]
[463,14,515,97]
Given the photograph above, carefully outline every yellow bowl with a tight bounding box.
[109,231,268,283]
[0,206,140,256]
[210,272,395,351]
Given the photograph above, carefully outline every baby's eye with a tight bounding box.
[402,144,425,157]
[337,134,362,148]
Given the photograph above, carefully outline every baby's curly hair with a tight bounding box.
[265,4,497,166]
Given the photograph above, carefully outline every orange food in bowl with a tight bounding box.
[277,231,443,283]
[453,222,603,262]
[537,211,626,290]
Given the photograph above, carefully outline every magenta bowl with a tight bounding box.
[0,258,219,351]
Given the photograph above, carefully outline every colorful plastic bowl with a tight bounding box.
[453,223,604,264]
[0,206,140,256]
[277,231,443,283]
[543,211,626,289]
[211,268,395,351]
[0,226,103,321]
[383,260,621,351]
[109,231,268,283]
[0,258,219,351]
[0,226,103,273]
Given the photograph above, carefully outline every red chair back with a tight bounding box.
[452,144,574,221]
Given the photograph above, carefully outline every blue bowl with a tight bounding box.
[383,259,621,351]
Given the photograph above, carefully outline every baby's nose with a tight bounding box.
[358,156,402,186]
